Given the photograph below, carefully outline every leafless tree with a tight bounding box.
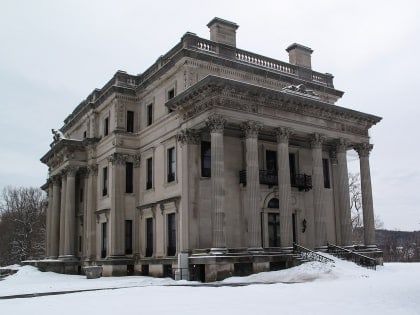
[0,187,47,265]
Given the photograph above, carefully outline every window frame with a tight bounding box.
[201,141,211,178]
[167,147,176,183]
[126,110,134,133]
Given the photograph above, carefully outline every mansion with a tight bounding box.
[40,18,382,281]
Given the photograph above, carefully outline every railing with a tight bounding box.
[327,244,377,270]
[293,243,335,264]
[240,170,312,191]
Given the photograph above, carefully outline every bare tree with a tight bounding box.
[0,187,47,265]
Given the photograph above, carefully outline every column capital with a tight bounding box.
[206,114,226,134]
[310,133,326,149]
[87,164,98,175]
[354,142,373,157]
[133,154,141,168]
[51,175,61,185]
[176,129,200,146]
[108,152,128,165]
[241,121,263,139]
[65,165,78,177]
[336,138,350,153]
[275,127,292,143]
[330,150,338,165]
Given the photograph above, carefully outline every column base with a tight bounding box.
[248,247,264,254]
[280,246,294,253]
[58,255,78,262]
[315,246,328,252]
[210,247,228,255]
[365,244,378,251]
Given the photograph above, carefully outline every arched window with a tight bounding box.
[267,198,279,208]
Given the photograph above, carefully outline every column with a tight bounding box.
[50,176,61,258]
[63,166,77,258]
[85,164,98,261]
[45,180,53,258]
[276,127,293,250]
[59,172,67,257]
[336,139,352,247]
[355,143,376,248]
[206,114,227,253]
[242,121,263,251]
[311,133,327,249]
[330,151,342,245]
[177,129,200,251]
[108,153,126,257]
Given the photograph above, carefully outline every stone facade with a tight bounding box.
[40,17,382,281]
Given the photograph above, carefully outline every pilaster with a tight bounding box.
[63,166,77,259]
[59,172,67,257]
[50,176,61,258]
[85,164,98,261]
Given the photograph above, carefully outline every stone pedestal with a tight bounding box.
[83,265,103,279]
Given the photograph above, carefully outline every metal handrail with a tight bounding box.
[327,243,376,270]
[293,243,334,264]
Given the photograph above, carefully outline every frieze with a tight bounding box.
[108,153,129,165]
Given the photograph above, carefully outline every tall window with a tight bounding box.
[146,218,153,257]
[102,167,108,196]
[167,213,176,256]
[323,158,331,188]
[125,220,133,255]
[146,157,153,190]
[268,213,280,247]
[147,103,153,126]
[201,141,211,177]
[126,110,134,133]
[266,150,277,174]
[101,222,107,258]
[104,117,109,136]
[167,147,176,182]
[167,88,175,113]
[289,153,297,186]
[126,162,133,193]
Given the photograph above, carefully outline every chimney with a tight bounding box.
[286,43,313,69]
[207,17,239,47]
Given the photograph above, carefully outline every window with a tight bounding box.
[167,89,175,113]
[101,222,107,258]
[266,150,277,174]
[323,158,331,188]
[126,110,134,133]
[146,157,153,189]
[167,147,176,182]
[146,218,153,257]
[167,213,176,256]
[83,131,87,139]
[289,153,297,186]
[104,117,109,136]
[102,167,108,196]
[201,141,211,177]
[125,220,133,255]
[79,188,84,203]
[268,213,280,247]
[147,103,153,126]
[126,162,133,193]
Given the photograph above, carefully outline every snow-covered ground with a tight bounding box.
[1,255,419,315]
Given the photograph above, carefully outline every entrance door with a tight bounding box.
[268,213,280,247]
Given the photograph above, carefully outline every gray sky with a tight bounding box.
[1,0,419,231]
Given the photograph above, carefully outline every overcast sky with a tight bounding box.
[1,0,419,231]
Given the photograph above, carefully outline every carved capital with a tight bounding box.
[206,114,226,134]
[241,121,263,139]
[108,153,128,165]
[275,127,292,143]
[51,175,61,185]
[133,154,141,168]
[354,142,373,158]
[65,165,78,177]
[330,150,338,165]
[310,133,325,149]
[87,164,98,175]
[336,138,349,153]
[176,129,200,146]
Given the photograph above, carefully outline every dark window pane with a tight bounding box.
[126,162,133,193]
[167,213,176,256]
[323,158,331,188]
[267,198,279,208]
[201,141,211,177]
[146,158,153,189]
[289,153,296,186]
[146,218,153,257]
[101,222,107,258]
[147,104,153,126]
[126,111,134,133]
[266,150,277,174]
[125,220,133,255]
[268,213,280,247]
[167,147,175,182]
[102,167,108,196]
[104,117,109,136]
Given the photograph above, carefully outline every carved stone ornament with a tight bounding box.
[336,138,349,153]
[310,133,326,149]
[206,114,226,133]
[87,164,98,175]
[330,150,338,165]
[133,154,141,168]
[51,175,61,185]
[108,153,128,165]
[176,129,200,146]
[354,142,373,158]
[65,165,78,177]
[282,84,319,98]
[241,121,263,139]
[275,127,292,143]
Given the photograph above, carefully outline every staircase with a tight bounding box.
[293,243,334,264]
[327,243,377,270]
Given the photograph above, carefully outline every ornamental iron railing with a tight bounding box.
[327,243,377,270]
[293,243,335,264]
[239,170,312,191]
